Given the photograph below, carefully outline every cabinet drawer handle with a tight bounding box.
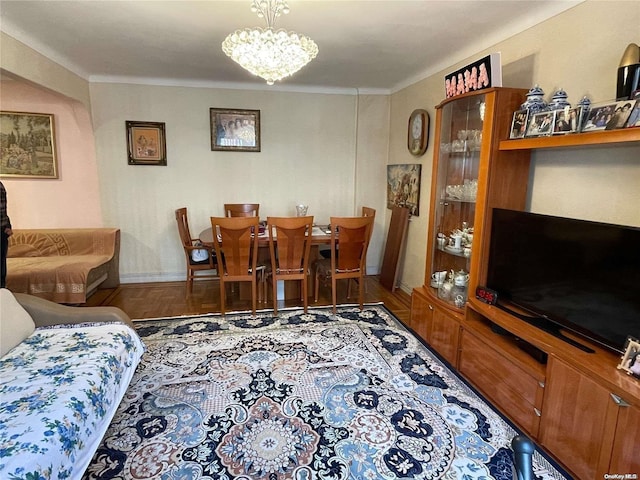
[610,393,630,407]
[534,408,541,417]
[538,381,545,388]
[428,304,433,311]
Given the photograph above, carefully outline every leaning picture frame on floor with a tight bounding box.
[126,121,167,165]
[618,336,640,379]
[0,111,58,178]
[210,108,261,152]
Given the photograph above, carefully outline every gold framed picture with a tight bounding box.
[126,121,167,165]
[0,111,58,178]
[210,108,261,152]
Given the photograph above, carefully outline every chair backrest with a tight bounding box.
[224,203,260,217]
[175,207,193,249]
[210,216,259,277]
[267,216,314,276]
[362,206,376,218]
[330,216,374,274]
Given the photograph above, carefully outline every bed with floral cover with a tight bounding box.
[0,321,144,480]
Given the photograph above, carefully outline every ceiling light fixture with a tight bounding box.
[222,0,318,85]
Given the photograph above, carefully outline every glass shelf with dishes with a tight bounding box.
[428,93,485,308]
[420,87,530,317]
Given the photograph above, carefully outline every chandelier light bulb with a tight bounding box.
[222,0,318,85]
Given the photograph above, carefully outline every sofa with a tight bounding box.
[6,228,121,304]
[0,289,144,480]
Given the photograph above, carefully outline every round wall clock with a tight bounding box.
[408,109,429,156]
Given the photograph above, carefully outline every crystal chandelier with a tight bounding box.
[222,0,318,85]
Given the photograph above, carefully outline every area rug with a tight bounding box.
[84,305,570,480]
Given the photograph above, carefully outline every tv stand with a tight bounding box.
[494,302,594,353]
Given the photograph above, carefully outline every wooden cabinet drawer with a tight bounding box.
[429,307,461,367]
[459,330,543,437]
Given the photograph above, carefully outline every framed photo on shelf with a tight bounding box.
[509,110,528,139]
[0,111,58,178]
[525,111,555,137]
[624,100,640,128]
[126,121,167,165]
[210,108,261,152]
[582,100,636,132]
[553,107,582,134]
[617,336,640,379]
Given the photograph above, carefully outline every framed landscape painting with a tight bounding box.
[0,111,58,178]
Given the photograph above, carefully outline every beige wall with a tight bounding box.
[0,32,91,109]
[88,82,389,281]
[0,80,103,227]
[389,0,640,292]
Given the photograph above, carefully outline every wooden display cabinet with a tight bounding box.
[411,101,640,478]
[412,87,530,348]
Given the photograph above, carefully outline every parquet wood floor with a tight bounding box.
[84,275,412,324]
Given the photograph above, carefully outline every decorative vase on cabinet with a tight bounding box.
[423,87,530,315]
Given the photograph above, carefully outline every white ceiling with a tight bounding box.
[0,0,582,93]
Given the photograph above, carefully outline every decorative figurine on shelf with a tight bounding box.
[521,85,547,113]
[577,96,592,131]
[548,89,571,111]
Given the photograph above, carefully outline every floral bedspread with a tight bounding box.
[0,322,145,480]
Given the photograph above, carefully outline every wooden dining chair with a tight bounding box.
[266,216,314,315]
[319,206,376,260]
[224,203,260,217]
[314,215,374,313]
[175,208,217,295]
[362,206,376,218]
[210,216,264,316]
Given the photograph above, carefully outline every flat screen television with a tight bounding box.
[486,208,640,354]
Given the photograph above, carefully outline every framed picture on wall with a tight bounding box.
[210,108,261,152]
[386,164,421,216]
[126,121,167,165]
[0,111,58,178]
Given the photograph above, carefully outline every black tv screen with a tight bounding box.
[486,208,640,354]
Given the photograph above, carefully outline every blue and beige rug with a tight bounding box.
[84,305,570,480]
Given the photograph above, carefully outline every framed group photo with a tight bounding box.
[0,111,58,178]
[582,100,636,132]
[210,108,260,152]
[525,111,555,137]
[126,121,167,165]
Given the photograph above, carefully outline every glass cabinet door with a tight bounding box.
[429,93,486,308]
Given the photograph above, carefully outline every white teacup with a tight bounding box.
[431,271,447,284]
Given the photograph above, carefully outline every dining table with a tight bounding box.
[198,224,333,302]
[198,225,332,247]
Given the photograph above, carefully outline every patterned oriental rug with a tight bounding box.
[83,305,570,480]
